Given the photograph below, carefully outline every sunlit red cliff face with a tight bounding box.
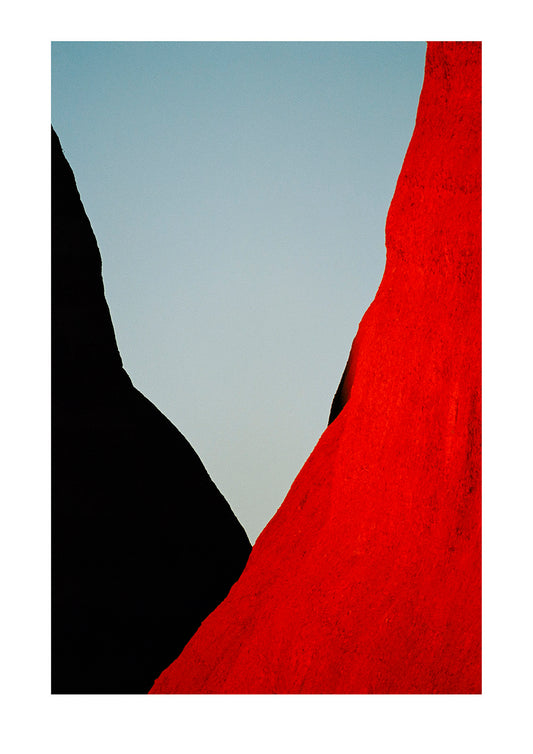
[150,41,481,694]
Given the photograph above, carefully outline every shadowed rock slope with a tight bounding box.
[51,128,251,694]
[150,42,481,694]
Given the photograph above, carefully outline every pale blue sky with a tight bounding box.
[52,41,425,542]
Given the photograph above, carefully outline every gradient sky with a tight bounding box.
[52,41,426,542]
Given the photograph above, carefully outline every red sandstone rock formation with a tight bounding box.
[150,41,481,694]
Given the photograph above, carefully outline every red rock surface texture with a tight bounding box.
[150,41,481,694]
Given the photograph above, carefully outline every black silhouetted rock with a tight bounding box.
[51,127,251,694]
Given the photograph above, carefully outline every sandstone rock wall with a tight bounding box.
[150,41,481,694]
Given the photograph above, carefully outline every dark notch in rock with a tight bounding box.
[51,127,251,694]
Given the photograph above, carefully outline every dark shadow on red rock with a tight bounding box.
[51,128,251,693]
[328,337,360,425]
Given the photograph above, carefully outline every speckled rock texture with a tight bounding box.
[52,128,251,694]
[150,41,481,694]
